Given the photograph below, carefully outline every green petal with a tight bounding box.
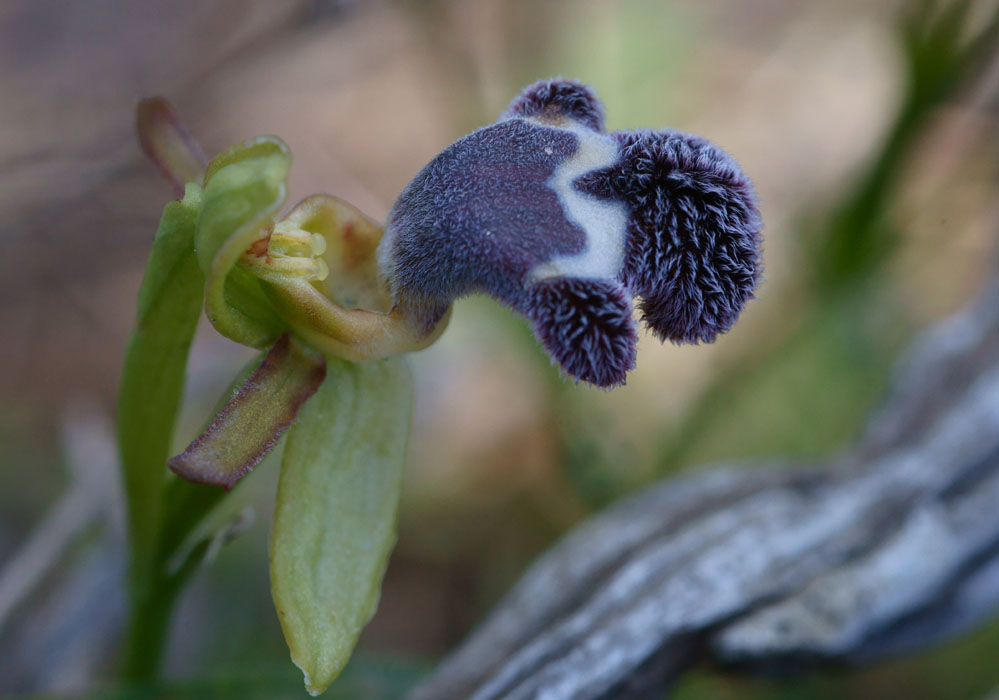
[136,97,207,197]
[270,357,412,696]
[196,137,291,347]
[118,183,205,598]
[168,334,327,490]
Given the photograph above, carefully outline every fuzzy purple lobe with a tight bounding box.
[382,78,762,387]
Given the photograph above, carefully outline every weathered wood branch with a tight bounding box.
[412,281,999,700]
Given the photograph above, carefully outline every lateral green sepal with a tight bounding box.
[270,357,413,695]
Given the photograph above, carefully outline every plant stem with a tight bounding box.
[121,578,178,681]
[121,536,209,681]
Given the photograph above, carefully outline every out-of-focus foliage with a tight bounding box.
[22,656,427,700]
[657,0,999,477]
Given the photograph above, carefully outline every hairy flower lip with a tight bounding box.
[380,77,763,387]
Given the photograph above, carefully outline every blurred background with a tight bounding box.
[0,0,997,698]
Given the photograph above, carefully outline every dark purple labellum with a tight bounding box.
[379,78,762,387]
[168,334,326,490]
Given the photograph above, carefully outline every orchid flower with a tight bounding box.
[118,79,761,694]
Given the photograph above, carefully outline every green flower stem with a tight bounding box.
[122,533,212,680]
[121,568,184,680]
[122,591,173,681]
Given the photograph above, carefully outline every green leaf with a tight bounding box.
[169,334,327,490]
[270,356,413,696]
[196,137,291,348]
[118,183,205,598]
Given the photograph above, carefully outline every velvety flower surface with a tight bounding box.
[379,78,762,387]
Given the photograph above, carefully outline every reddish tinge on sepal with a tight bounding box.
[136,97,208,197]
[168,334,326,490]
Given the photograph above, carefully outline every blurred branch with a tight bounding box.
[412,279,999,700]
[0,403,119,634]
[0,403,127,694]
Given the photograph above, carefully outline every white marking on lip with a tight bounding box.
[526,119,626,282]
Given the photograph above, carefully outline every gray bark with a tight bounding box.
[412,281,999,700]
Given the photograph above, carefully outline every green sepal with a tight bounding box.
[169,334,327,490]
[270,357,413,695]
[118,183,205,599]
[155,351,269,568]
[196,136,291,348]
